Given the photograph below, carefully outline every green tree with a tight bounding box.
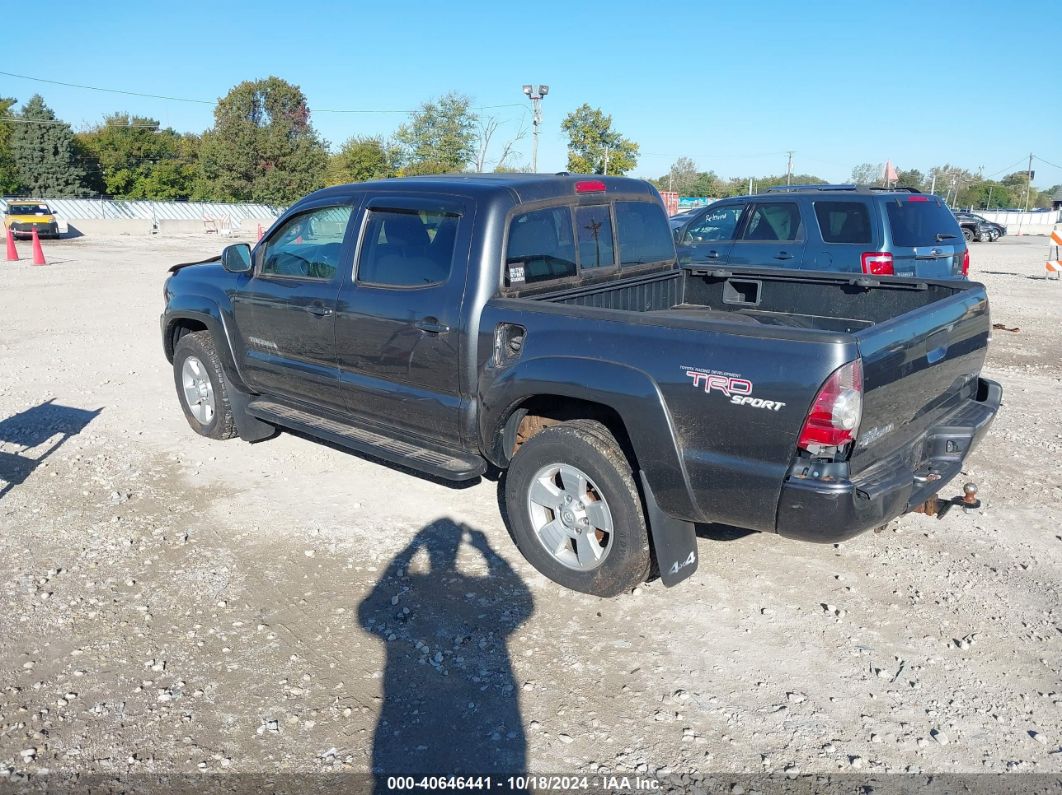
[11,94,89,197]
[561,104,639,176]
[325,136,397,185]
[77,114,199,199]
[651,162,722,197]
[199,77,328,204]
[139,133,202,200]
[713,173,825,197]
[1000,170,1030,190]
[755,173,826,191]
[850,162,883,185]
[957,180,1014,210]
[926,164,977,202]
[896,168,924,190]
[0,97,20,194]
[718,177,752,198]
[660,157,699,195]
[687,170,721,197]
[394,92,478,175]
[688,168,722,195]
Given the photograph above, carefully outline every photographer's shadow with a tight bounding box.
[358,519,534,777]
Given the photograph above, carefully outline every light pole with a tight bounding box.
[522,84,548,173]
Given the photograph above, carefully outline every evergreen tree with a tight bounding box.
[0,97,21,194]
[11,94,89,197]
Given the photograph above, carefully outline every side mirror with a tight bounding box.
[221,243,252,274]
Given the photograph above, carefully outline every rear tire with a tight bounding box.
[962,228,974,243]
[504,420,650,597]
[173,331,237,440]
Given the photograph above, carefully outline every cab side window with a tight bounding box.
[261,206,353,280]
[356,209,458,287]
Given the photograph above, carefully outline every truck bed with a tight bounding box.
[536,266,966,334]
[508,264,991,531]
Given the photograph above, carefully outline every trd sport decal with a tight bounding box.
[682,366,787,411]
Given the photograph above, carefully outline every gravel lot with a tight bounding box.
[0,231,1060,787]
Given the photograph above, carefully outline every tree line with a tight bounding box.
[651,157,1058,209]
[3,76,1052,209]
[0,77,641,204]
[849,162,1057,210]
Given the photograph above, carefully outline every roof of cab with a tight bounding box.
[303,173,660,205]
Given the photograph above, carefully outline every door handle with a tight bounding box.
[415,318,450,335]
[774,251,794,260]
[305,303,334,318]
[704,250,721,259]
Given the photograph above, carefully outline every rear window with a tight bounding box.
[886,197,962,247]
[575,205,615,269]
[814,201,872,244]
[505,200,676,287]
[616,201,674,265]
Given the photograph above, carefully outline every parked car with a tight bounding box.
[3,200,59,239]
[954,211,1005,242]
[670,185,969,278]
[161,175,1000,597]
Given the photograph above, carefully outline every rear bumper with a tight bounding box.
[775,377,1002,543]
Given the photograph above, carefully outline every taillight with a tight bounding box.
[860,251,894,275]
[798,360,863,452]
[962,248,970,277]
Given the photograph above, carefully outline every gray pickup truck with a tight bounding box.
[161,174,1001,597]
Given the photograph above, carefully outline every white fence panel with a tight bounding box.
[0,197,285,224]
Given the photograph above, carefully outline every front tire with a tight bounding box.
[504,420,650,597]
[173,331,237,440]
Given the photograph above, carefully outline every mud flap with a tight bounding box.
[639,471,698,587]
[226,380,276,443]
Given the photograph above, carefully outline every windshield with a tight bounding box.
[7,204,51,215]
[886,197,962,247]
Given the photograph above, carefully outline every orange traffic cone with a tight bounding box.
[31,227,46,266]
[5,226,17,261]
